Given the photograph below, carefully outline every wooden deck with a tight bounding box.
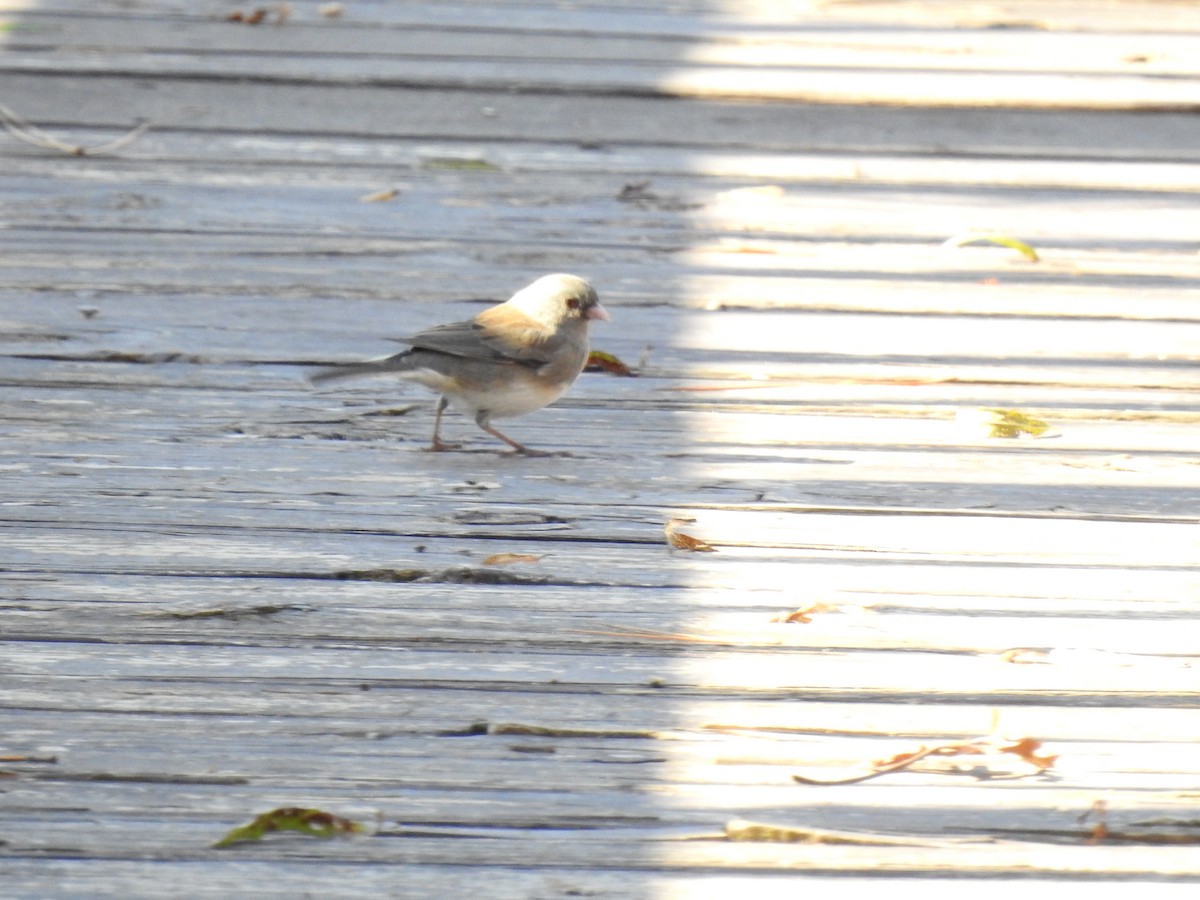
[2,0,1199,894]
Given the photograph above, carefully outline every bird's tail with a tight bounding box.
[309,354,410,385]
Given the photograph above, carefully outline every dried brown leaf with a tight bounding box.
[771,602,835,624]
[227,9,265,23]
[226,4,289,25]
[664,518,716,552]
[1000,648,1049,664]
[585,350,637,377]
[213,807,364,848]
[999,737,1057,771]
[985,408,1050,438]
[360,188,399,203]
[942,232,1040,262]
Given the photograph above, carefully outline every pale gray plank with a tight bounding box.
[6,71,1200,159]
[2,0,1199,889]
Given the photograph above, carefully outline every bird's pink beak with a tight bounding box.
[586,302,610,322]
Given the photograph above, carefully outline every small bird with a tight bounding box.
[311,274,608,455]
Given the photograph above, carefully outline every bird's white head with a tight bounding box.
[507,274,609,326]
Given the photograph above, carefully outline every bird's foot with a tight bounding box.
[477,422,571,458]
[510,446,574,458]
[425,438,463,452]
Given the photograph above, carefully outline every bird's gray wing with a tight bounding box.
[399,318,553,368]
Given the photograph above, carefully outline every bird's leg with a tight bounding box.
[426,396,461,452]
[473,412,545,456]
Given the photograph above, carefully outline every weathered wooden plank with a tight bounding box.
[6,70,1200,160]
[14,0,1200,30]
[3,622,1197,695]
[13,0,1200,39]
[10,127,1200,196]
[3,138,1198,325]
[5,570,1199,654]
[4,2,1199,108]
[5,45,1198,109]
[5,485,1199,568]
[2,0,1199,889]
[3,365,1198,517]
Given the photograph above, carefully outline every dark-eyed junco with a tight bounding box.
[311,273,608,455]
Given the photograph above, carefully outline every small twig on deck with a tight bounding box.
[0,102,152,156]
[1080,798,1109,844]
[792,735,1057,786]
[792,744,947,786]
[986,800,1200,845]
[0,754,58,764]
[574,624,748,645]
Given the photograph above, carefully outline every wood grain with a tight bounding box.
[1,0,1198,893]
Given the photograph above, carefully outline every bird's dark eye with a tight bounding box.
[566,297,581,310]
